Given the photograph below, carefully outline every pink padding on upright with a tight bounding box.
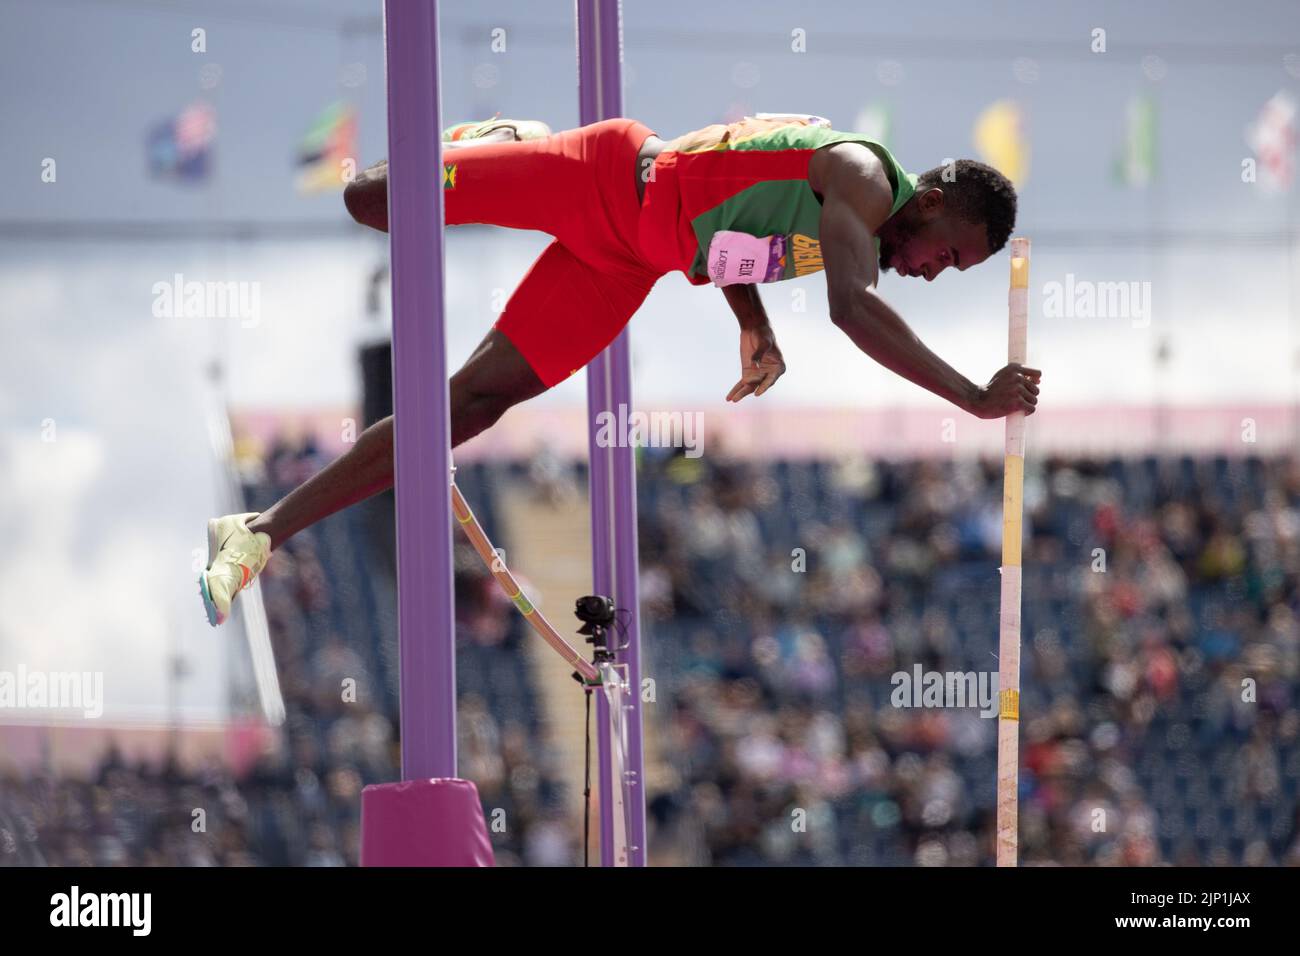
[361,778,495,867]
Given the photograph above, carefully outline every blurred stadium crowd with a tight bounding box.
[3,435,1298,866]
[638,447,1300,865]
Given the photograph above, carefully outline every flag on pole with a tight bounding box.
[147,101,216,184]
[973,100,1029,186]
[295,101,358,194]
[1245,90,1296,192]
[1114,94,1157,187]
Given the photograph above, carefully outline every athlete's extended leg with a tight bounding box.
[197,329,543,625]
[246,328,544,551]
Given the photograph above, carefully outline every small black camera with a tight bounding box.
[574,594,616,629]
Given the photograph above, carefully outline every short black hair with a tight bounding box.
[915,160,1017,254]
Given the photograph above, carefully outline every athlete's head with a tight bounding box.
[877,160,1017,281]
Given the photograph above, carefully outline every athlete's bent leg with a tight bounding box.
[245,328,544,550]
[199,259,645,626]
[343,119,644,243]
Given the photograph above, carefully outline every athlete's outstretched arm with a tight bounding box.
[721,283,786,402]
[817,148,1038,419]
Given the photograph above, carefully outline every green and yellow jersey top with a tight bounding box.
[639,115,917,286]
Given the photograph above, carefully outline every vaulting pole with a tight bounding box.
[996,237,1030,867]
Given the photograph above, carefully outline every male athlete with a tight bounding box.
[200,114,1041,625]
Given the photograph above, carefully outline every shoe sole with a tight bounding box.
[198,518,224,627]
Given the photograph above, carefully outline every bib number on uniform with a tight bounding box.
[706,230,788,286]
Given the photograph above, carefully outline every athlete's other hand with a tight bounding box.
[968,363,1041,418]
[727,325,786,402]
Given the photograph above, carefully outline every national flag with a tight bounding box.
[295,101,358,194]
[1114,94,1157,187]
[1246,90,1296,192]
[854,103,892,147]
[147,101,216,183]
[973,99,1029,187]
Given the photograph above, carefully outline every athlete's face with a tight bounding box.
[878,189,992,282]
